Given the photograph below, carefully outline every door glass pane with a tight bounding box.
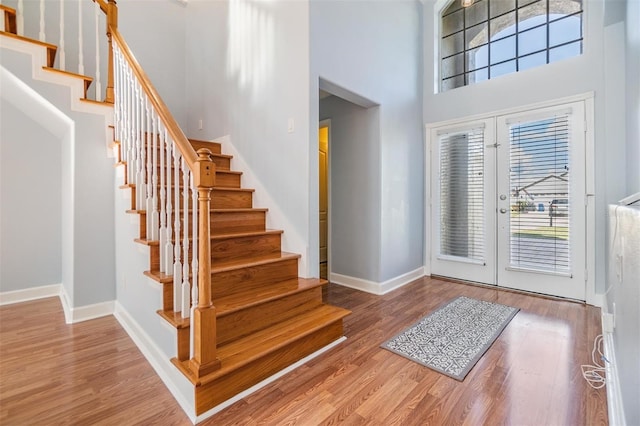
[508,115,571,273]
[439,129,485,262]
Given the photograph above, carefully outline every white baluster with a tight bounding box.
[16,0,23,36]
[78,0,84,75]
[59,0,65,70]
[157,123,166,263]
[133,80,142,210]
[181,159,191,318]
[145,102,154,243]
[94,1,101,99]
[147,110,161,241]
[173,148,182,312]
[126,70,134,185]
[164,134,174,276]
[38,0,45,41]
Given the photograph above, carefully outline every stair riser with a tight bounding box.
[144,188,251,210]
[215,173,241,188]
[148,241,282,270]
[194,320,344,415]
[212,211,266,235]
[212,258,299,298]
[140,169,240,188]
[217,287,324,346]
[190,140,222,155]
[212,233,281,263]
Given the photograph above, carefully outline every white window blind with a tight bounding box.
[509,114,571,273]
[439,128,485,262]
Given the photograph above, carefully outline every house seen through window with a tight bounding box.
[440,0,583,91]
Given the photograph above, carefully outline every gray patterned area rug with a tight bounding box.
[381,296,519,381]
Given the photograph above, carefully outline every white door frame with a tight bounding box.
[319,119,332,279]
[425,93,596,303]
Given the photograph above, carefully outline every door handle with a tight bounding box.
[500,208,507,214]
[500,194,507,200]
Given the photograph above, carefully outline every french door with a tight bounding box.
[430,101,586,300]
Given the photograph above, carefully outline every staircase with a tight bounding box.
[125,137,350,414]
[2,2,350,417]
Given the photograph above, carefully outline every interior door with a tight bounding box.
[319,124,329,280]
[430,119,496,285]
[496,102,586,300]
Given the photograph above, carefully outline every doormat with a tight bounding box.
[381,296,519,381]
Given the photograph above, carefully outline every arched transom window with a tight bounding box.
[440,0,583,91]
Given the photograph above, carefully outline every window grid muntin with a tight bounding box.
[440,0,583,91]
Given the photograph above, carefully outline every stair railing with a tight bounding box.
[4,0,220,380]
[104,2,221,378]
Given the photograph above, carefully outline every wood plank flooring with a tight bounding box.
[0,277,608,425]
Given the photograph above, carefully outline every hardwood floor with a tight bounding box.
[0,277,608,425]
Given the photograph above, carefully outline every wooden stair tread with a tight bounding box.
[42,66,93,98]
[216,278,326,315]
[125,207,268,215]
[137,229,283,246]
[212,229,283,240]
[157,277,328,329]
[42,66,93,82]
[175,304,351,386]
[0,30,57,67]
[213,251,300,273]
[80,98,113,107]
[143,251,298,283]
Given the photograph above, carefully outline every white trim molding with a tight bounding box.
[113,302,196,422]
[0,283,62,305]
[58,286,114,324]
[601,303,627,426]
[330,267,425,295]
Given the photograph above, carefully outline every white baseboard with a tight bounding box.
[113,302,196,423]
[0,284,62,305]
[57,285,114,324]
[330,267,425,295]
[602,329,627,426]
[601,297,627,426]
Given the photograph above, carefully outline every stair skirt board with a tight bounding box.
[330,267,425,295]
[115,300,346,424]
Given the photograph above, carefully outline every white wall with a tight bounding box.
[0,100,62,292]
[118,0,188,128]
[184,0,312,275]
[1,48,115,308]
[319,96,381,282]
[310,0,424,282]
[423,0,627,294]
[626,0,640,194]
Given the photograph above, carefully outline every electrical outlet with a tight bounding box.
[602,313,614,333]
[198,119,203,130]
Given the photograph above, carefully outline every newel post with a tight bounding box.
[105,0,117,103]
[189,148,221,378]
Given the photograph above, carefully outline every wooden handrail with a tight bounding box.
[109,17,219,378]
[110,28,196,169]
